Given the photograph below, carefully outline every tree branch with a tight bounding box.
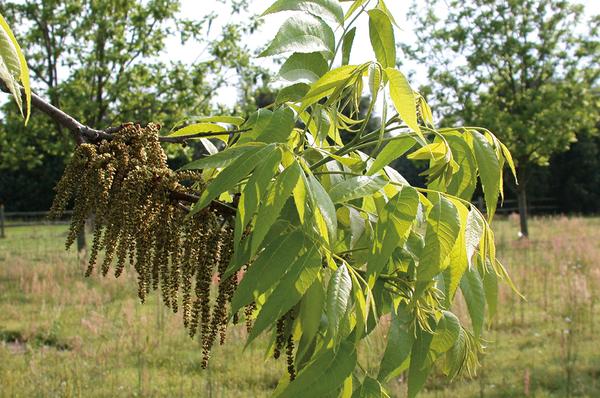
[0,83,239,217]
[159,128,250,143]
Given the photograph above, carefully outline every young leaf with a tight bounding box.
[307,173,338,245]
[259,15,335,58]
[444,199,469,303]
[378,305,414,382]
[326,264,353,340]
[276,83,310,105]
[328,175,388,204]
[368,9,396,69]
[417,193,461,281]
[191,144,277,213]
[368,186,419,281]
[262,0,344,25]
[168,122,227,137]
[407,325,435,398]
[181,142,267,170]
[430,311,460,355]
[445,135,478,200]
[483,265,498,320]
[351,377,384,398]
[297,279,325,363]
[0,13,30,123]
[237,146,283,231]
[247,245,321,343]
[460,267,486,338]
[256,106,295,143]
[251,161,302,255]
[384,68,423,140]
[341,27,356,66]
[300,64,359,111]
[368,136,416,175]
[230,229,305,313]
[470,131,500,220]
[276,340,357,398]
[279,52,328,83]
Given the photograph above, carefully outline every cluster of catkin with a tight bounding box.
[49,123,241,366]
[274,311,296,380]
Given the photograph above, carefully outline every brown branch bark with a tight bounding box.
[0,84,239,217]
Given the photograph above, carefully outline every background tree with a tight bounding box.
[0,0,268,210]
[404,0,599,236]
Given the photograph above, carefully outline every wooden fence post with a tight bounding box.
[0,204,5,238]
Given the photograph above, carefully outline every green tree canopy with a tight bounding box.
[0,0,268,171]
[404,0,599,236]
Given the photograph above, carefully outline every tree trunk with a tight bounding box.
[517,178,529,238]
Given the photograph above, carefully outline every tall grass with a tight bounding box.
[1,217,599,397]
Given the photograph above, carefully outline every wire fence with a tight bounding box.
[0,197,559,238]
[0,205,73,238]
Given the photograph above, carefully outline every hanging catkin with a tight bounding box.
[50,122,240,367]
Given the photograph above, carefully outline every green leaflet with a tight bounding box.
[278,52,328,83]
[465,207,485,269]
[262,0,344,25]
[167,122,226,137]
[500,141,517,181]
[256,106,295,143]
[230,229,305,313]
[368,186,419,282]
[344,0,369,20]
[378,305,413,382]
[181,142,266,170]
[341,27,356,66]
[276,83,310,106]
[0,13,30,123]
[444,199,469,304]
[276,340,357,398]
[251,161,302,256]
[407,324,435,398]
[326,264,353,340]
[182,115,245,125]
[430,311,461,355]
[384,67,423,141]
[445,134,478,200]
[259,14,335,58]
[368,135,416,175]
[351,377,384,398]
[0,25,19,77]
[300,64,360,111]
[247,245,321,344]
[237,146,283,237]
[376,0,399,28]
[297,279,325,364]
[191,144,277,214]
[306,173,337,245]
[470,131,501,220]
[417,193,461,281]
[328,175,388,204]
[460,267,486,338]
[483,263,499,320]
[368,9,396,69]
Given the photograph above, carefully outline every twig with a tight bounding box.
[169,191,236,217]
[158,128,250,144]
[0,84,241,216]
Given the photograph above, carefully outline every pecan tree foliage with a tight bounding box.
[0,1,518,396]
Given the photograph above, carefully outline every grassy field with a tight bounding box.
[1,216,599,397]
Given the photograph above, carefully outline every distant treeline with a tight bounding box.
[2,132,599,214]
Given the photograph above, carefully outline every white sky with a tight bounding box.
[169,0,600,107]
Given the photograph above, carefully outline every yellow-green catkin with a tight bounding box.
[50,123,241,369]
